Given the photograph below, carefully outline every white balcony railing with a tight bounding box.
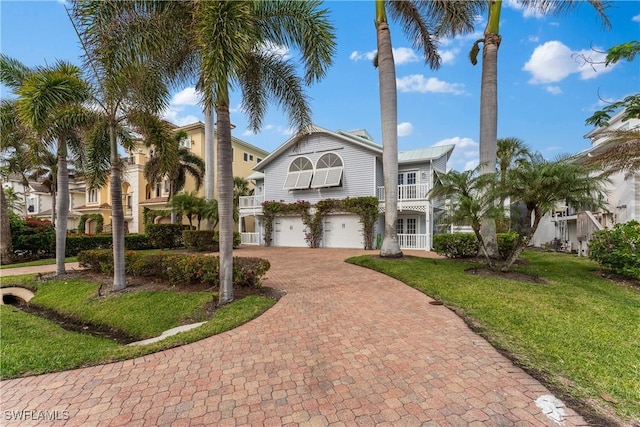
[240,232,260,245]
[377,183,430,202]
[397,234,428,250]
[239,195,264,209]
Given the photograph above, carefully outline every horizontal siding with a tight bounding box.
[432,156,447,173]
[263,133,377,204]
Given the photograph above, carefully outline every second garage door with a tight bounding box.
[323,214,363,248]
[274,216,307,247]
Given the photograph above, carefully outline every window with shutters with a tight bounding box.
[311,153,343,188]
[283,157,313,190]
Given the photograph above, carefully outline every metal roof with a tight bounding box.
[398,145,455,163]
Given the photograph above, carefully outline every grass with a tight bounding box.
[348,250,640,423]
[0,256,77,269]
[0,274,276,379]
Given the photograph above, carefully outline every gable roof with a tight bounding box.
[254,125,455,171]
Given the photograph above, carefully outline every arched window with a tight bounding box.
[311,153,343,188]
[283,157,313,190]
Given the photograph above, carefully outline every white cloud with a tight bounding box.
[393,47,419,65]
[397,122,413,137]
[632,14,640,22]
[528,35,540,43]
[162,107,200,127]
[440,48,459,65]
[505,0,545,18]
[349,47,419,65]
[171,87,200,106]
[546,85,562,95]
[349,50,377,62]
[396,75,465,95]
[244,124,294,137]
[261,41,291,60]
[523,41,614,84]
[435,137,479,171]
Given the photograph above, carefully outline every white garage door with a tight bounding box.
[323,214,363,248]
[274,216,307,247]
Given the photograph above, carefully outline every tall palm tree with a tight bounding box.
[503,154,610,270]
[2,55,90,275]
[70,4,171,291]
[470,0,611,258]
[375,0,483,258]
[78,1,336,304]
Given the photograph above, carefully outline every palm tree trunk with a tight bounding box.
[376,2,402,258]
[478,30,501,259]
[0,188,12,264]
[217,85,234,305]
[502,208,541,271]
[204,106,215,230]
[109,122,126,291]
[55,141,69,275]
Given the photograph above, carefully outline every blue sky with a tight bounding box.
[1,0,638,171]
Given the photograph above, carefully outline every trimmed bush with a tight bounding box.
[213,230,242,248]
[146,224,185,249]
[589,220,640,280]
[78,249,270,288]
[65,234,154,256]
[183,230,219,252]
[497,232,521,261]
[432,233,479,258]
[9,213,55,260]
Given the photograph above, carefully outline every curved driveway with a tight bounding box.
[1,247,586,426]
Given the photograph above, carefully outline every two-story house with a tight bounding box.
[74,121,269,234]
[238,125,453,250]
[532,111,640,253]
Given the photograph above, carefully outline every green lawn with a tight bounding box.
[348,250,640,423]
[0,256,77,269]
[0,274,275,379]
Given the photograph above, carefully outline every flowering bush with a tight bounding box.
[589,220,640,279]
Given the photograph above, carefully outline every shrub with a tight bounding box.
[432,233,479,258]
[146,224,185,249]
[77,250,270,288]
[589,220,640,280]
[497,232,521,260]
[65,234,154,256]
[9,213,55,260]
[212,231,242,248]
[183,230,219,252]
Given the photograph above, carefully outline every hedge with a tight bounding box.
[183,230,219,252]
[65,234,154,257]
[589,220,640,280]
[432,232,521,260]
[146,224,187,249]
[78,249,270,288]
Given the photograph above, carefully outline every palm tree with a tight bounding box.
[28,148,58,223]
[470,0,611,258]
[495,137,531,230]
[2,187,24,213]
[428,168,500,267]
[503,154,610,270]
[170,192,202,229]
[143,126,205,223]
[80,1,336,304]
[375,0,482,258]
[2,55,91,275]
[70,5,171,291]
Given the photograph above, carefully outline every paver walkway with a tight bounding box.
[1,247,587,426]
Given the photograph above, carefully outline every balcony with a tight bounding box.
[239,195,264,209]
[377,183,430,202]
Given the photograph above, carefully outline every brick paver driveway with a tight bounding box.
[1,247,586,426]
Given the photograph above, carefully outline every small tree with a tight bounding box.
[502,154,610,270]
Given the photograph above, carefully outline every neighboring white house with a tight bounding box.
[532,111,640,254]
[238,125,454,250]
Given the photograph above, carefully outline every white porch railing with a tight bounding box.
[239,195,264,209]
[240,232,260,245]
[377,183,430,201]
[397,233,428,250]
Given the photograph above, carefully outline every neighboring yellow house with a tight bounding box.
[76,121,269,234]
